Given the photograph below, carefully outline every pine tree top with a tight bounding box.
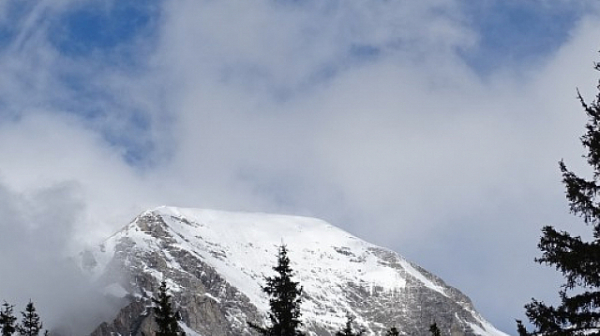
[335,315,365,336]
[0,302,17,336]
[249,244,305,336]
[17,301,43,336]
[152,281,185,336]
[520,55,600,336]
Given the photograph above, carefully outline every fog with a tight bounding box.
[0,182,124,334]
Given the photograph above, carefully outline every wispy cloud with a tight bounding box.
[1,1,600,334]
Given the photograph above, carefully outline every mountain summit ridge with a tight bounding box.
[82,206,508,336]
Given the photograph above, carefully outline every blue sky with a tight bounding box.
[27,0,587,166]
[0,0,583,160]
[461,2,583,72]
[1,0,600,334]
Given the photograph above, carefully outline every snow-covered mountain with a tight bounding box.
[80,206,508,336]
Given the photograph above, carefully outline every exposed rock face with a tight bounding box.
[82,207,506,336]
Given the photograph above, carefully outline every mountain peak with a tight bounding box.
[83,207,508,336]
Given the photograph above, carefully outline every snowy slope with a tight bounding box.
[83,206,508,336]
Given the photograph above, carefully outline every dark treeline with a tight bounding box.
[0,300,47,336]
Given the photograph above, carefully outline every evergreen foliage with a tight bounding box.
[17,301,42,336]
[335,315,365,336]
[249,244,304,336]
[429,323,441,336]
[518,59,600,336]
[152,281,185,336]
[385,326,400,336]
[0,302,17,336]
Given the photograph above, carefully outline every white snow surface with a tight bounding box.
[88,206,508,336]
[466,319,508,336]
[148,206,424,311]
[180,322,203,336]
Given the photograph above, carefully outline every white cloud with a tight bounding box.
[150,3,600,332]
[0,181,124,335]
[1,1,600,334]
[0,113,155,245]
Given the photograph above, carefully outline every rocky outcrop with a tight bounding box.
[82,207,506,336]
[86,212,262,336]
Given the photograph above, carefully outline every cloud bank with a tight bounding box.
[1,0,600,334]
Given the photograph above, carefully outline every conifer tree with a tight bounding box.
[249,244,304,336]
[152,281,185,336]
[518,59,600,336]
[17,301,42,336]
[335,315,365,336]
[0,302,17,336]
[385,326,399,336]
[429,323,441,336]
